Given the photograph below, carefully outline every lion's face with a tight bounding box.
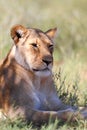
[11,25,57,76]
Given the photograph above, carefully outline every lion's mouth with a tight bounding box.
[33,68,49,72]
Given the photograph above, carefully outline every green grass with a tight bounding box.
[0,0,87,129]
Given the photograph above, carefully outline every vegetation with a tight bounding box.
[0,0,87,129]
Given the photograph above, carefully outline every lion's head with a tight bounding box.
[11,25,57,77]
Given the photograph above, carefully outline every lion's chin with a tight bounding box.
[34,69,52,77]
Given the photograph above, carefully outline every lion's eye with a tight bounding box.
[49,45,53,48]
[49,45,53,49]
[49,45,53,53]
[31,43,38,47]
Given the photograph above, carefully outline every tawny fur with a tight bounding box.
[0,25,87,124]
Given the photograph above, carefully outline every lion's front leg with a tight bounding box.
[56,108,85,122]
[48,97,87,121]
[6,106,59,124]
[6,106,87,124]
[80,107,87,119]
[26,108,87,124]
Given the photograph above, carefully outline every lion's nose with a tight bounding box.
[42,55,53,66]
[43,60,51,66]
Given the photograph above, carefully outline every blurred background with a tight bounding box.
[0,0,87,61]
[0,0,87,105]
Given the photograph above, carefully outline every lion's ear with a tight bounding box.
[11,25,27,44]
[45,28,57,39]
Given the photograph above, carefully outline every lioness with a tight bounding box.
[0,25,87,124]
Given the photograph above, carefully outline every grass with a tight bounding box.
[0,0,87,129]
[54,56,87,106]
